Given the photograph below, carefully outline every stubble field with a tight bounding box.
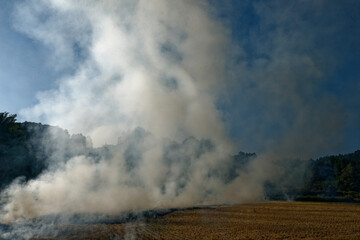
[39,201,360,240]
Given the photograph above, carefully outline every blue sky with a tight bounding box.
[0,0,359,156]
[0,0,55,113]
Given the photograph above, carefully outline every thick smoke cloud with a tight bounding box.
[1,0,250,224]
[18,0,232,148]
[0,0,352,228]
[1,129,260,223]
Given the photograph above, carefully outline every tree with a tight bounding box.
[337,163,355,193]
[0,112,19,137]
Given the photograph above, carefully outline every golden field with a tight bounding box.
[39,201,360,240]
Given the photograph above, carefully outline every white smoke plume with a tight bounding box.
[0,0,260,224]
[0,0,348,228]
[18,0,232,148]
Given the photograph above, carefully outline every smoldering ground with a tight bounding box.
[0,0,354,238]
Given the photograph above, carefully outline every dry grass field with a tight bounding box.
[38,201,360,240]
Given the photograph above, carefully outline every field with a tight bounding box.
[38,201,360,240]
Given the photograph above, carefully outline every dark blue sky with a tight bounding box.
[0,0,359,156]
[210,0,360,155]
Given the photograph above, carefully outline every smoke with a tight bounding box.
[0,0,254,225]
[0,0,350,232]
[17,0,232,148]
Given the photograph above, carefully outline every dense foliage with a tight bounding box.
[300,151,360,201]
[263,150,360,202]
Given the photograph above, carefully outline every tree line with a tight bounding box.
[0,112,359,202]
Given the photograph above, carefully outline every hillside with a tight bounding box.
[0,112,359,202]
